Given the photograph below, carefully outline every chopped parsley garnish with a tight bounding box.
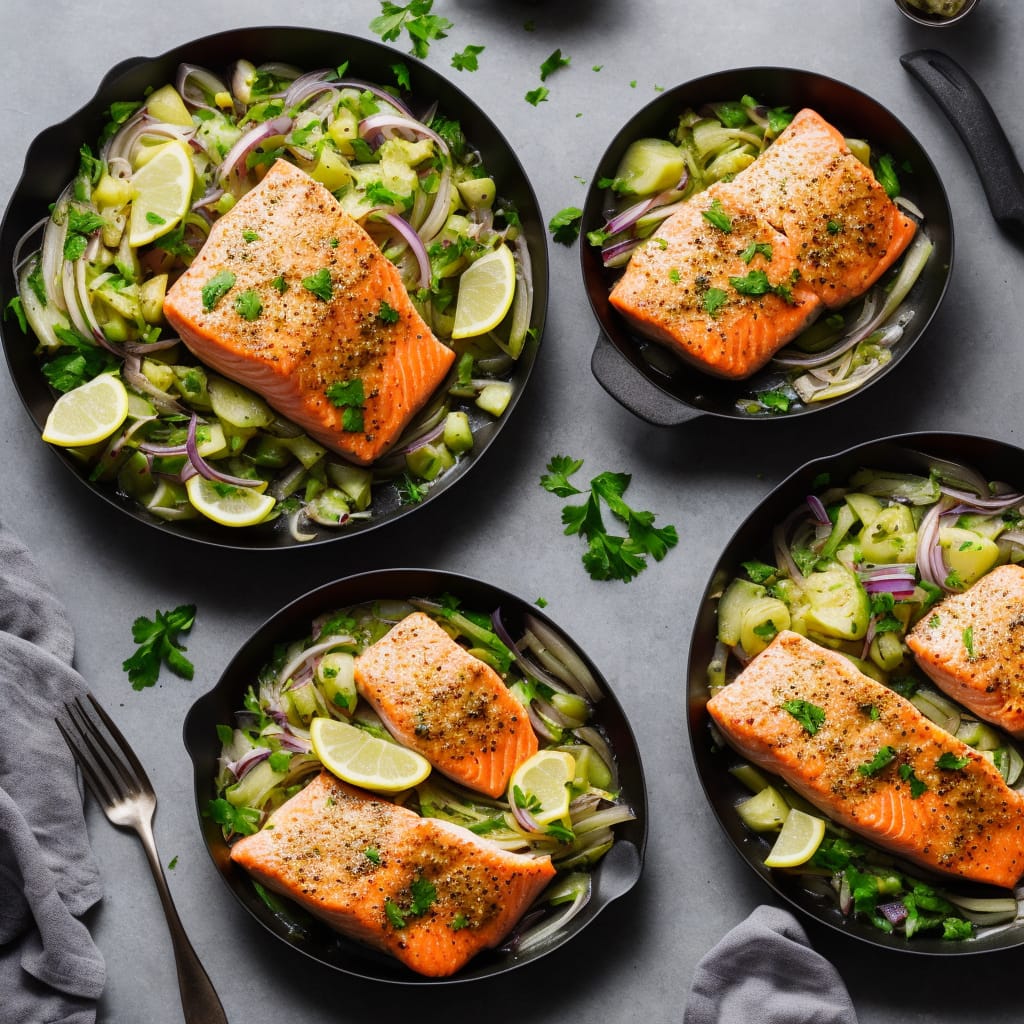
[145,211,166,226]
[378,299,400,323]
[927,613,941,628]
[739,241,773,263]
[122,603,196,691]
[62,207,107,262]
[937,752,971,771]
[268,750,291,772]
[742,560,778,584]
[397,472,426,505]
[450,913,470,931]
[369,0,452,59]
[827,220,842,234]
[41,326,119,392]
[242,228,259,242]
[962,626,976,660]
[875,153,901,198]
[702,287,728,317]
[540,455,678,583]
[301,268,333,302]
[668,268,681,283]
[858,745,896,777]
[325,378,366,432]
[549,206,583,245]
[206,798,260,837]
[4,296,26,334]
[539,48,571,81]
[234,289,263,321]
[701,198,733,233]
[525,86,550,106]
[270,275,288,294]
[451,44,485,72]
[752,619,778,642]
[513,785,543,814]
[546,822,576,843]
[201,270,236,311]
[365,180,409,209]
[899,763,927,799]
[384,876,437,929]
[757,389,791,414]
[780,698,826,735]
[364,847,382,864]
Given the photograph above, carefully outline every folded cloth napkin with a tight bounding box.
[684,904,858,1024]
[0,520,105,1024]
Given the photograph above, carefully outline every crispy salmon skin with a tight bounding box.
[163,159,455,465]
[609,107,917,378]
[354,612,537,798]
[229,771,555,977]
[608,188,822,379]
[707,630,1024,888]
[908,564,1024,738]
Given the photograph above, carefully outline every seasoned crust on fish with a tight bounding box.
[707,630,1024,888]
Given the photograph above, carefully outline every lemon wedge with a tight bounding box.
[41,374,129,447]
[310,717,432,792]
[184,475,275,528]
[763,808,827,868]
[128,141,195,247]
[451,243,516,339]
[508,749,576,825]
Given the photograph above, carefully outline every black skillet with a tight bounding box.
[0,28,547,550]
[581,67,953,427]
[183,568,647,983]
[686,430,1024,954]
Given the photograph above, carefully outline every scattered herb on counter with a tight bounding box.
[123,603,197,690]
[540,455,679,583]
[539,48,571,81]
[167,856,179,870]
[548,206,583,245]
[525,86,550,106]
[369,0,453,59]
[451,44,484,71]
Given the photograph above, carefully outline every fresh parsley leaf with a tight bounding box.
[875,153,901,198]
[409,877,437,915]
[450,913,470,931]
[206,798,260,837]
[384,899,407,929]
[301,268,333,301]
[145,211,166,226]
[378,300,400,323]
[525,86,550,106]
[701,198,732,233]
[927,613,942,628]
[62,207,107,262]
[781,698,826,735]
[122,604,196,690]
[753,619,778,642]
[326,378,365,409]
[740,241,773,263]
[539,48,571,81]
[201,270,236,311]
[548,206,583,245]
[270,275,288,294]
[369,0,452,59]
[937,751,971,771]
[729,268,772,295]
[962,626,976,660]
[757,389,791,414]
[546,822,575,843]
[397,472,426,504]
[858,745,896,777]
[391,61,411,90]
[268,750,291,772]
[365,847,382,864]
[4,296,27,334]
[899,763,927,799]
[742,560,778,584]
[234,289,263,321]
[703,287,728,317]
[540,455,584,497]
[451,44,485,72]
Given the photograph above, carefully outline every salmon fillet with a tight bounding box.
[729,109,918,309]
[354,612,538,798]
[707,630,1024,888]
[907,565,1024,739]
[229,771,555,976]
[608,187,823,379]
[162,159,455,465]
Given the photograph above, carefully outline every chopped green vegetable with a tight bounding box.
[539,49,571,81]
[451,44,485,72]
[234,289,263,321]
[701,198,732,233]
[549,206,583,245]
[301,268,333,301]
[525,87,550,106]
[781,698,825,735]
[859,745,896,777]
[201,270,236,311]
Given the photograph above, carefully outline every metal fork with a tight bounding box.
[57,693,228,1024]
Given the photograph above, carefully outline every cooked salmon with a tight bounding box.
[907,565,1024,739]
[729,109,918,309]
[608,187,823,379]
[162,159,455,465]
[354,612,537,798]
[230,771,555,976]
[707,630,1024,888]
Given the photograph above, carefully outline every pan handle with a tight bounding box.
[590,332,702,427]
[901,49,1024,238]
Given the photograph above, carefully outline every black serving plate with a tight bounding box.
[0,28,547,549]
[581,67,953,426]
[184,568,647,982]
[687,431,1024,954]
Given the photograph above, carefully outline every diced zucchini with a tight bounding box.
[846,138,871,166]
[442,411,474,453]
[326,462,372,510]
[820,502,856,561]
[938,526,1000,586]
[845,492,883,527]
[567,745,613,790]
[457,176,496,210]
[956,719,1002,750]
[247,435,292,468]
[141,358,175,392]
[171,364,211,408]
[306,488,351,525]
[225,758,286,808]
[801,567,870,640]
[739,596,791,656]
[736,785,789,832]
[208,375,275,428]
[311,145,354,191]
[93,172,134,209]
[550,691,590,727]
[717,578,766,646]
[911,689,962,735]
[287,683,320,723]
[837,653,888,683]
[614,137,686,196]
[860,505,917,564]
[954,512,1006,541]
[475,382,514,417]
[316,651,357,714]
[729,762,771,794]
[283,435,327,470]
[869,630,905,672]
[405,442,455,481]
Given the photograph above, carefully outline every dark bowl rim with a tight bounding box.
[0,26,548,552]
[183,566,649,983]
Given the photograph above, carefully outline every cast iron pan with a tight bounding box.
[184,568,647,983]
[581,67,953,427]
[0,28,547,550]
[686,431,1024,954]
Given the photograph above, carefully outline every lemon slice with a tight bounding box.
[128,141,195,247]
[41,374,130,447]
[451,243,516,340]
[184,474,275,527]
[508,749,576,825]
[310,717,432,792]
[764,808,827,868]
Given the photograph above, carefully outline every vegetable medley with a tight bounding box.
[10,57,534,535]
[709,457,1024,940]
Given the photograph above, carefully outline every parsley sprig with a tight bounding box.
[540,456,678,582]
[370,0,452,59]
[122,604,197,690]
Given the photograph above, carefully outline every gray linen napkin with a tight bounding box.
[684,904,858,1024]
[0,521,105,1024]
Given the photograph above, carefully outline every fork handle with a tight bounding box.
[136,819,229,1023]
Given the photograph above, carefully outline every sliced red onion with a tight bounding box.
[227,746,270,781]
[12,218,46,273]
[397,420,446,455]
[277,634,355,687]
[359,112,447,152]
[417,164,453,242]
[378,212,431,289]
[186,412,265,487]
[175,63,230,111]
[601,235,640,267]
[122,354,185,415]
[511,797,543,833]
[600,173,689,239]
[916,497,954,589]
[806,494,829,524]
[217,115,294,182]
[939,485,1024,513]
[525,701,563,744]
